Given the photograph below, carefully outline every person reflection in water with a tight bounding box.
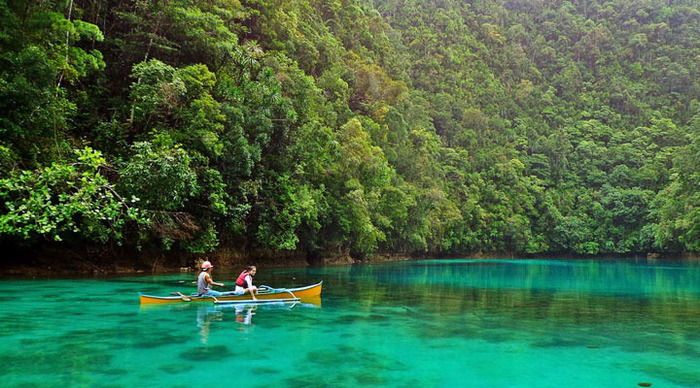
[235,304,256,327]
[196,305,222,344]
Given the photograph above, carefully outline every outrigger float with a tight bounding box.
[139,281,323,305]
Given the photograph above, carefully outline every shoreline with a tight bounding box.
[1,247,696,279]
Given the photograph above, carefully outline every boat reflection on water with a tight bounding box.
[212,296,321,322]
[194,297,321,343]
[195,304,257,342]
[140,294,321,343]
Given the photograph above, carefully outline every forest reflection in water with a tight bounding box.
[316,259,699,357]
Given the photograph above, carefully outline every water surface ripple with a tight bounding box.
[1,258,698,387]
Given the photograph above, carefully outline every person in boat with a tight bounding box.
[234,265,258,300]
[197,261,227,297]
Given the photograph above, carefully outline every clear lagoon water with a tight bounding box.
[1,258,698,387]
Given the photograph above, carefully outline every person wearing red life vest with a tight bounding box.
[234,265,258,300]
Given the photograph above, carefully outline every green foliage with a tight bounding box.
[119,137,198,212]
[648,112,700,252]
[1,0,699,258]
[0,1,104,167]
[0,148,142,243]
[256,173,321,250]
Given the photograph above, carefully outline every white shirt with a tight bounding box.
[234,274,254,294]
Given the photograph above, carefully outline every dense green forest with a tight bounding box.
[1,0,699,264]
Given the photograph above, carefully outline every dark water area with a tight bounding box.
[1,258,698,387]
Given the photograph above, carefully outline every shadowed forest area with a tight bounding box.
[1,0,699,270]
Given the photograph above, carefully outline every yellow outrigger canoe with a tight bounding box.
[139,281,323,305]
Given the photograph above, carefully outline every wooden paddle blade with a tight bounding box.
[175,292,191,302]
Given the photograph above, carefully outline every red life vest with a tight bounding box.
[235,271,253,287]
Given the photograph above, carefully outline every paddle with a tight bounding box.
[170,292,191,302]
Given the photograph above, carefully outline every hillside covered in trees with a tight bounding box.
[1,0,699,266]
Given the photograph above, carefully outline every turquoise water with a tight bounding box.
[1,258,699,387]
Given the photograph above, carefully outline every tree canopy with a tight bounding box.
[1,0,698,261]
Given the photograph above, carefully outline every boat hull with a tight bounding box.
[139,281,322,304]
